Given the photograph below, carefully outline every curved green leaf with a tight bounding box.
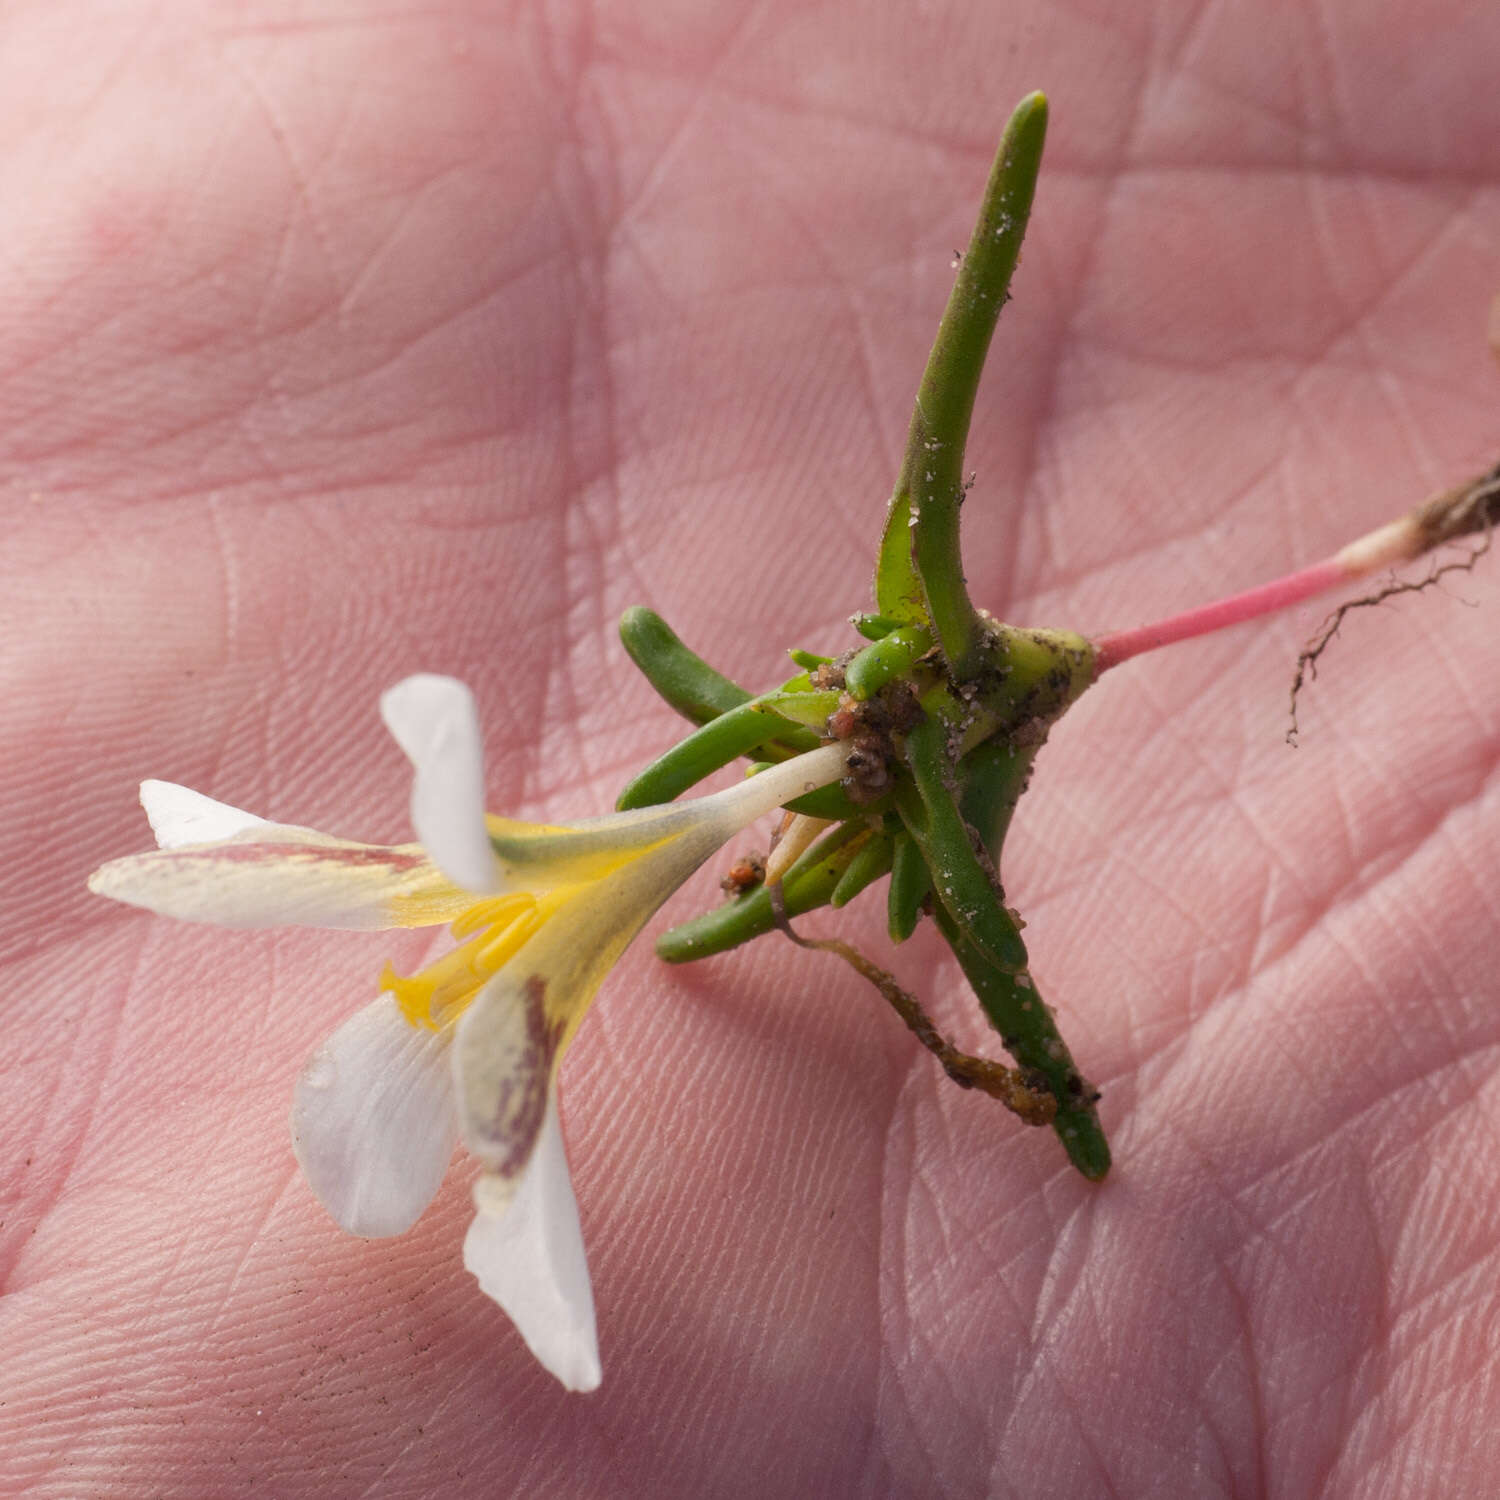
[655,822,871,962]
[619,607,751,725]
[845,623,932,701]
[831,831,895,907]
[897,714,1028,973]
[876,93,1050,675]
[937,910,1110,1180]
[886,829,932,943]
[616,697,825,811]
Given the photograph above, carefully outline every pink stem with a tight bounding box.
[1093,556,1348,673]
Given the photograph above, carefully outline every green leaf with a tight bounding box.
[619,607,751,725]
[958,737,1038,858]
[937,912,1110,1180]
[875,92,1050,676]
[886,829,932,942]
[896,714,1029,973]
[852,613,903,641]
[897,684,1110,1179]
[788,648,832,670]
[764,689,842,729]
[655,823,871,962]
[844,623,932,701]
[874,486,929,624]
[616,697,825,810]
[830,831,895,907]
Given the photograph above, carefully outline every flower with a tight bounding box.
[88,674,849,1391]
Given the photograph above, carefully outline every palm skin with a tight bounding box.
[4,1,1500,1495]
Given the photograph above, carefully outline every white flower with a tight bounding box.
[88,674,848,1392]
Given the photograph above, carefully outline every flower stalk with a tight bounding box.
[1094,460,1500,674]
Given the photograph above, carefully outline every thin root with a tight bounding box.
[1288,496,1495,746]
[767,886,1056,1126]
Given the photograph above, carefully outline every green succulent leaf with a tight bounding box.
[656,822,872,962]
[763,689,843,729]
[874,92,1050,676]
[886,828,933,943]
[874,488,928,625]
[852,613,904,641]
[616,696,828,811]
[896,714,1029,973]
[958,736,1038,858]
[845,623,933,701]
[830,830,895,907]
[619,607,751,726]
[788,648,833,670]
[938,912,1110,1180]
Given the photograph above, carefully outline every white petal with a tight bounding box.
[88,831,469,930]
[464,1095,600,1392]
[452,841,685,1174]
[449,749,846,1173]
[381,675,500,894]
[290,995,458,1237]
[710,740,850,825]
[453,964,558,1179]
[492,740,852,864]
[140,780,269,848]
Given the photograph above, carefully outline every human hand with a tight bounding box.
[5,1,1499,1495]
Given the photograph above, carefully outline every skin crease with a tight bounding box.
[3,0,1500,1494]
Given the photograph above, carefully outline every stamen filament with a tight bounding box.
[383,895,541,1030]
[450,894,534,940]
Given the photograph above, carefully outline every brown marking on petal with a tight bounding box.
[170,842,426,871]
[311,846,427,870]
[484,975,561,1180]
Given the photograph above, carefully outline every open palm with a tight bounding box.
[5,2,1499,1495]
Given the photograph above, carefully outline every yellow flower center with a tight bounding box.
[381,893,544,1031]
